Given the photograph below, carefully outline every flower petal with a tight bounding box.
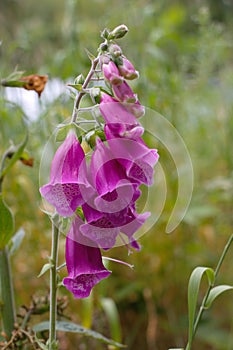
[63,217,111,298]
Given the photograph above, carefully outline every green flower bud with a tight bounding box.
[109,24,128,39]
[109,44,122,58]
[74,74,85,85]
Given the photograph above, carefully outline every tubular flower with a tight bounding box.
[112,81,137,103]
[102,61,123,85]
[118,57,139,80]
[63,216,111,298]
[40,131,91,217]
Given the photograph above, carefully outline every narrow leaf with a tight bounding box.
[1,133,28,178]
[85,48,96,61]
[205,285,233,309]
[9,228,25,255]
[33,321,126,348]
[101,298,122,342]
[37,263,53,278]
[187,267,215,347]
[1,80,26,88]
[0,195,14,249]
[67,83,83,92]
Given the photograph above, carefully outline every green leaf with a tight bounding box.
[33,321,126,348]
[1,133,28,178]
[0,194,14,249]
[187,267,215,347]
[84,48,96,61]
[37,263,53,278]
[67,83,83,92]
[35,334,49,350]
[9,228,25,255]
[55,124,81,142]
[101,298,122,343]
[205,285,233,309]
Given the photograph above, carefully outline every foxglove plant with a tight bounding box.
[39,24,159,349]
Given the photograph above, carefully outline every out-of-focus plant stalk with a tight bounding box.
[0,246,16,338]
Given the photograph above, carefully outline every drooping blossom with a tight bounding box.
[102,61,123,85]
[80,202,150,250]
[118,57,139,80]
[99,96,144,139]
[78,139,151,249]
[63,216,111,298]
[106,138,159,186]
[112,81,137,103]
[40,131,91,217]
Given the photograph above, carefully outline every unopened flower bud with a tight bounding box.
[118,58,139,80]
[99,42,108,52]
[74,74,85,85]
[109,24,128,39]
[101,28,110,39]
[109,44,122,58]
[102,61,123,85]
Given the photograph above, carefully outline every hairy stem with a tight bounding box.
[48,220,60,349]
[71,57,100,123]
[0,247,16,338]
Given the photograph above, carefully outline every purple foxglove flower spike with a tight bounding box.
[40,131,91,217]
[102,61,123,85]
[63,216,111,298]
[118,57,139,80]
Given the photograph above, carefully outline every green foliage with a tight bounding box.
[0,195,14,249]
[33,320,126,348]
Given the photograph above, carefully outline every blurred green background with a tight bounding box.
[0,0,233,349]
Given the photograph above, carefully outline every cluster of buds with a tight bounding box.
[40,25,159,298]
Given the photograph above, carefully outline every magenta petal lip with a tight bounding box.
[63,217,111,298]
[40,131,92,216]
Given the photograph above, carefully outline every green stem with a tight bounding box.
[48,219,60,349]
[0,246,16,338]
[185,233,233,350]
[71,56,100,123]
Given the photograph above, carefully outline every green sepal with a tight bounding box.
[55,123,81,142]
[90,87,101,104]
[0,194,14,250]
[85,129,106,149]
[67,83,83,92]
[37,263,53,278]
[74,74,85,85]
